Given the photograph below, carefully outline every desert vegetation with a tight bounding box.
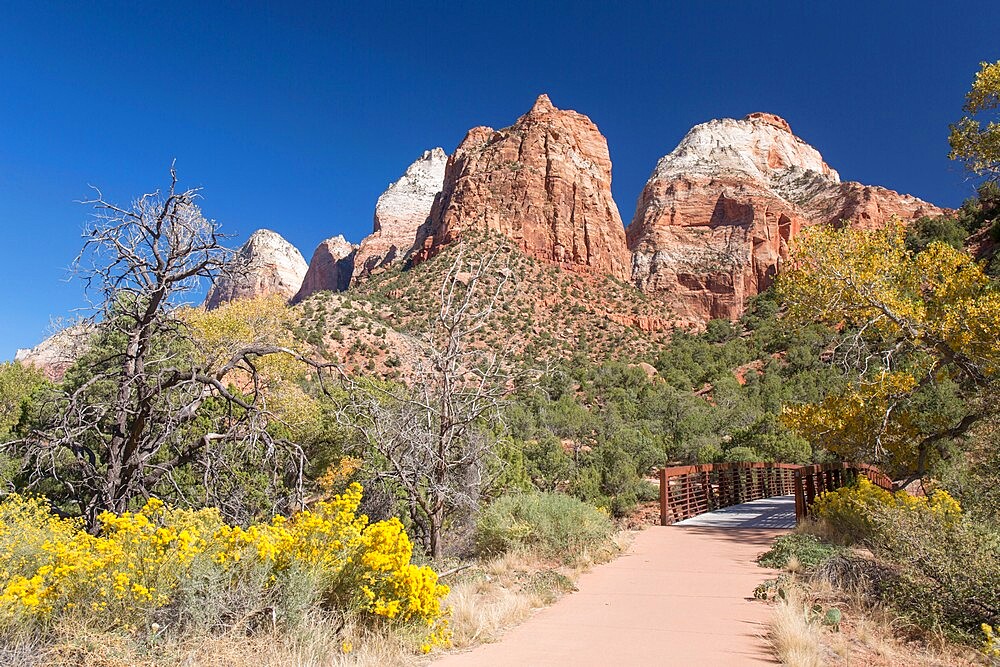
[2,57,1000,667]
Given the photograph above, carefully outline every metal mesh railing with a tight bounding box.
[658,461,895,526]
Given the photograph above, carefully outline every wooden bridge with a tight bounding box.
[658,461,895,526]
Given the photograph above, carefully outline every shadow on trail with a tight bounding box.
[673,495,796,529]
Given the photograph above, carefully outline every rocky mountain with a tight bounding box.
[291,149,446,302]
[15,323,94,382]
[293,235,358,302]
[356,148,447,282]
[626,112,948,322]
[205,229,309,309]
[414,95,631,280]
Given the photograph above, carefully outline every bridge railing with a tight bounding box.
[658,462,800,525]
[793,462,895,521]
[659,461,895,526]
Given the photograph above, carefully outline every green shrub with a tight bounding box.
[857,501,999,642]
[722,445,760,463]
[904,215,968,254]
[475,492,615,564]
[758,533,841,569]
[806,478,999,644]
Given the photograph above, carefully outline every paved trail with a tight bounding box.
[434,496,795,667]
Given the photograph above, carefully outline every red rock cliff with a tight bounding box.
[292,235,357,302]
[626,113,948,322]
[417,95,630,280]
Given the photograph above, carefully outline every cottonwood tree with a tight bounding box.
[949,59,1000,179]
[778,223,1000,482]
[342,244,518,559]
[9,168,331,528]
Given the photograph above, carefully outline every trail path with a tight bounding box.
[433,496,795,666]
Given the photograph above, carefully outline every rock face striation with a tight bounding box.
[416,95,630,280]
[626,112,948,322]
[204,229,308,309]
[356,148,448,282]
[293,235,358,302]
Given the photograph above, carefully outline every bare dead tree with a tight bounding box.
[9,167,337,528]
[341,243,520,559]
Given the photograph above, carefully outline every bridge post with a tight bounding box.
[659,467,668,526]
[702,470,712,511]
[682,474,691,520]
[794,468,806,520]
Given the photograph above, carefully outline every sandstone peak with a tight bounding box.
[416,96,630,279]
[528,93,555,115]
[293,235,358,302]
[204,229,308,309]
[323,233,352,249]
[627,114,948,323]
[744,112,792,133]
[654,114,839,183]
[374,148,448,233]
[340,147,449,285]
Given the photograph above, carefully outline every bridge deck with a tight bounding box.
[433,497,792,666]
[674,494,796,529]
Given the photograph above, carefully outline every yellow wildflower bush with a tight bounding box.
[984,623,1000,658]
[0,485,450,649]
[812,476,962,543]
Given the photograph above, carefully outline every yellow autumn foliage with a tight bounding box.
[0,485,450,649]
[780,223,1000,359]
[778,223,1000,470]
[178,294,322,439]
[949,60,1000,176]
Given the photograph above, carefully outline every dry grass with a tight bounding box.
[447,580,537,649]
[1,613,420,667]
[769,584,829,667]
[447,549,584,649]
[767,570,983,667]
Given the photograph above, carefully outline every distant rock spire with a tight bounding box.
[204,229,308,309]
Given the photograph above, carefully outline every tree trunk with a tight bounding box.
[429,506,444,560]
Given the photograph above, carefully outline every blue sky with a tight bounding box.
[1,1,998,357]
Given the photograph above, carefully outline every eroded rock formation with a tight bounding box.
[293,149,447,300]
[15,323,94,382]
[204,229,308,309]
[354,148,447,282]
[417,95,630,279]
[626,113,947,322]
[293,235,358,302]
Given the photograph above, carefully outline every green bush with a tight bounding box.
[758,533,841,569]
[722,445,760,463]
[806,478,999,644]
[475,492,615,563]
[858,501,1000,642]
[904,215,968,254]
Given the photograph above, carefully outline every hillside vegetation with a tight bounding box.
[2,59,1000,667]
